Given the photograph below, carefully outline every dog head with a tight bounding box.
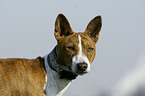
[54,14,102,75]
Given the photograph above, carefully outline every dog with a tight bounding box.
[0,14,102,96]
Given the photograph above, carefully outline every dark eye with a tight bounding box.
[67,46,75,51]
[87,47,94,52]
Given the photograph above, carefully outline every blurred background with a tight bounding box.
[0,0,145,96]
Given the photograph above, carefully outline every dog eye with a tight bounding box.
[87,47,94,52]
[67,46,75,51]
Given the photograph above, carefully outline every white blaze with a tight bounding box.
[72,34,90,73]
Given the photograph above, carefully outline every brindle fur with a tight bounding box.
[0,57,46,96]
[0,13,102,96]
[55,14,101,68]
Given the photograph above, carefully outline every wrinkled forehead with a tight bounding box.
[64,33,95,46]
[78,33,95,46]
[64,33,79,43]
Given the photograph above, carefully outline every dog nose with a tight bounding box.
[77,62,88,71]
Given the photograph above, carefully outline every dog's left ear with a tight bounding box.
[84,15,102,43]
[54,14,73,41]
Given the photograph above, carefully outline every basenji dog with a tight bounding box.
[0,14,102,96]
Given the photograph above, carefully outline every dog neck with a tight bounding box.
[46,46,78,80]
[43,46,77,96]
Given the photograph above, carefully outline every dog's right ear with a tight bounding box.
[54,14,73,41]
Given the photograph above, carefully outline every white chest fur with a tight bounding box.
[44,55,72,96]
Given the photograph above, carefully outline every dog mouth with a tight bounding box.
[60,65,89,76]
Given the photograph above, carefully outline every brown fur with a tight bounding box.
[57,33,79,67]
[54,14,102,68]
[0,57,46,96]
[57,33,96,67]
[79,33,96,63]
[0,13,102,96]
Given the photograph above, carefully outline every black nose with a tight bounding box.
[77,62,88,71]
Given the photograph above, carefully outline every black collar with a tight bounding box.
[47,46,78,80]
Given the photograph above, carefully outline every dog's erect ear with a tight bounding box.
[54,14,73,41]
[84,15,102,43]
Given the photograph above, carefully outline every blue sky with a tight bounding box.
[0,0,145,96]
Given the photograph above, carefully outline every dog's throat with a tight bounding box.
[47,46,78,80]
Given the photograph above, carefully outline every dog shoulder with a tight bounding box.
[0,57,46,96]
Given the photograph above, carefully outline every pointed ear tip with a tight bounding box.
[58,13,64,16]
[93,15,102,24]
[97,15,102,17]
[90,15,102,23]
[57,13,66,18]
[96,15,102,20]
